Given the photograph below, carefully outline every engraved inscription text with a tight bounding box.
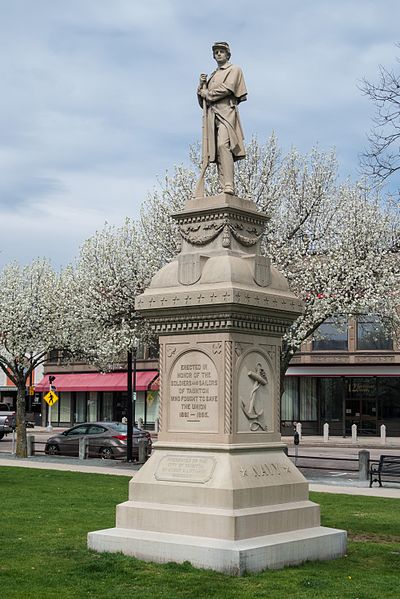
[169,351,219,432]
[155,455,216,483]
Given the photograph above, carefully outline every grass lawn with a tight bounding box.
[1,466,400,598]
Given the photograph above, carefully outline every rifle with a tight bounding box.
[194,76,209,198]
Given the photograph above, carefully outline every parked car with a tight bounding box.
[44,421,152,460]
[0,403,34,439]
[0,403,15,440]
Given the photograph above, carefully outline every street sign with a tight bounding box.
[44,390,59,406]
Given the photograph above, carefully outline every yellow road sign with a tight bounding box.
[44,390,59,406]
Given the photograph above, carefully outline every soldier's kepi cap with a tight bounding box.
[212,41,231,54]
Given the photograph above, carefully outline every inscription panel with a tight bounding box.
[169,351,219,433]
[155,455,216,483]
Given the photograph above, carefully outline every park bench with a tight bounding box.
[369,455,400,488]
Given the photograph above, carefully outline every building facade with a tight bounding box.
[36,355,159,428]
[7,314,399,436]
[281,316,400,436]
[0,364,43,425]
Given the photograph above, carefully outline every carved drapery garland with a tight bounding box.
[179,218,264,248]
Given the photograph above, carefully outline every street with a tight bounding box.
[2,429,400,485]
[0,427,56,455]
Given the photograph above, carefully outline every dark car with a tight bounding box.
[45,421,152,460]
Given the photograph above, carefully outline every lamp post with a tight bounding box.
[28,352,33,414]
[126,339,139,463]
[46,375,56,432]
[342,376,346,438]
[133,349,137,427]
[127,350,133,462]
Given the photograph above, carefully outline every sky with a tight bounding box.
[0,0,399,269]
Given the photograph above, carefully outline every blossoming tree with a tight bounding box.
[68,137,399,401]
[68,218,158,368]
[140,137,400,386]
[0,260,70,457]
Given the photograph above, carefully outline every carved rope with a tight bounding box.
[158,342,163,432]
[224,341,233,434]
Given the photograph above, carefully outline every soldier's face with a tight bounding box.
[214,48,228,65]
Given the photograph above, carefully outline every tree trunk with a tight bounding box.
[16,383,27,458]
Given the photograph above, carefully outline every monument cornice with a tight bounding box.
[136,287,303,314]
[174,194,270,221]
[144,309,295,336]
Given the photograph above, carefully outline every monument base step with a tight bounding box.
[88,525,347,575]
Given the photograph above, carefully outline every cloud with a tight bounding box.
[0,0,399,268]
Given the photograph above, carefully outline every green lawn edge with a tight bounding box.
[1,466,400,599]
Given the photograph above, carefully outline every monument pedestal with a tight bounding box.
[89,444,345,574]
[88,195,346,574]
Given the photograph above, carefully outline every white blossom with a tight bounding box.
[68,219,158,369]
[69,137,399,393]
[0,259,69,456]
[140,137,400,375]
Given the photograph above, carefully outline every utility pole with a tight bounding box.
[127,350,133,462]
[126,340,139,463]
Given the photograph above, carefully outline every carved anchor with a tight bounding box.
[241,363,268,431]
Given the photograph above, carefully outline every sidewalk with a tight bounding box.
[281,435,400,449]
[0,453,138,476]
[30,427,400,449]
[309,482,400,499]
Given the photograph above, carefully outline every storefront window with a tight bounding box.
[102,392,113,421]
[59,392,71,425]
[312,316,348,350]
[146,391,159,423]
[379,378,400,419]
[50,399,60,425]
[319,378,343,421]
[134,391,144,422]
[114,392,127,422]
[88,392,97,422]
[76,392,87,422]
[282,378,318,422]
[281,375,400,435]
[357,315,393,350]
[300,379,317,420]
[281,377,299,421]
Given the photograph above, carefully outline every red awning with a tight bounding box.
[35,371,159,393]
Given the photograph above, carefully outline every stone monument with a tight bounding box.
[88,42,346,574]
